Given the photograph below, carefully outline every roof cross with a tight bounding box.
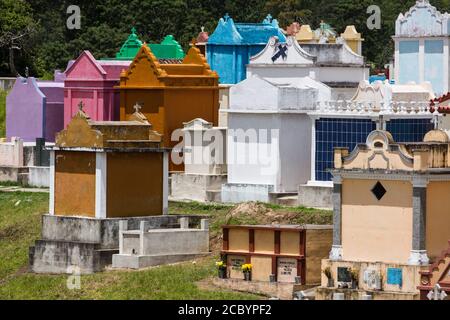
[376,114,385,130]
[133,102,143,113]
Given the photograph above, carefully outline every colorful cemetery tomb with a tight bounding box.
[193,26,209,56]
[221,225,332,286]
[247,36,369,101]
[119,44,220,171]
[114,27,143,61]
[292,24,364,56]
[394,0,450,95]
[340,26,364,56]
[114,28,185,61]
[298,80,435,209]
[112,217,210,269]
[64,51,130,126]
[7,71,67,142]
[29,107,187,274]
[170,118,227,202]
[316,127,450,300]
[296,22,337,44]
[206,14,286,85]
[222,75,331,203]
[0,137,51,188]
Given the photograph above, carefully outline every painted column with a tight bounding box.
[309,115,317,184]
[408,177,430,265]
[163,151,169,215]
[329,174,343,260]
[444,38,449,94]
[95,152,107,219]
[49,150,55,215]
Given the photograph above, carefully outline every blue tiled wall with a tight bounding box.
[315,118,434,181]
[315,118,375,181]
[386,118,433,143]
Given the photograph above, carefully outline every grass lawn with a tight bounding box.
[0,190,332,300]
[0,89,6,137]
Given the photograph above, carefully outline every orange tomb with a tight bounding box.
[118,44,220,171]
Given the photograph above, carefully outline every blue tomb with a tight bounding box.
[207,14,286,84]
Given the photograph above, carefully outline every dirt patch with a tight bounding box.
[224,202,315,226]
[0,224,28,241]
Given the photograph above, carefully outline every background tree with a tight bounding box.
[3,0,450,77]
[0,0,39,76]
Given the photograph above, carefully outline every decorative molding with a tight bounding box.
[408,250,430,266]
[396,0,449,37]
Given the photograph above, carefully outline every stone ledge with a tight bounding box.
[211,278,313,300]
[112,252,211,269]
[315,287,419,300]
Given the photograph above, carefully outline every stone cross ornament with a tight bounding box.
[427,284,448,300]
[133,102,143,113]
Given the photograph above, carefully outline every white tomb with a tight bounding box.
[247,36,369,101]
[170,118,227,202]
[221,75,331,203]
[394,0,450,95]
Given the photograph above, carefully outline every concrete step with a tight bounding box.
[29,239,117,274]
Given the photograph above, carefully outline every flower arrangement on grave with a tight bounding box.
[323,266,334,287]
[216,260,227,279]
[241,264,252,281]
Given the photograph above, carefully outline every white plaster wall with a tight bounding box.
[229,77,279,111]
[247,66,368,86]
[279,114,312,191]
[227,112,311,193]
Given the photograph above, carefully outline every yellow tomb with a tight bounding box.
[49,105,169,218]
[317,126,450,300]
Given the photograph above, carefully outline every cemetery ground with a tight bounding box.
[0,188,332,300]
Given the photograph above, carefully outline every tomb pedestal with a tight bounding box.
[297,183,333,209]
[170,119,227,203]
[316,259,426,300]
[29,214,207,274]
[112,218,210,269]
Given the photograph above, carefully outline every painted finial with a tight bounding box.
[78,101,84,112]
[224,13,230,21]
[131,27,137,34]
[25,67,29,78]
[201,26,205,33]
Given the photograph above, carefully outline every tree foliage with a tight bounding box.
[2,0,450,77]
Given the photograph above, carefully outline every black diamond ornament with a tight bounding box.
[371,181,387,201]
